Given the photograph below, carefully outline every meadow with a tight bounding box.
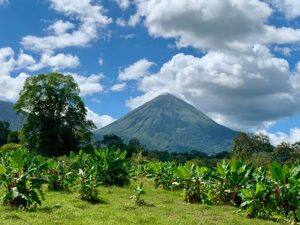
[0,147,296,225]
[0,179,284,225]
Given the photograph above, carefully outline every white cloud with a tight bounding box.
[126,46,299,130]
[21,0,111,52]
[98,57,104,65]
[257,128,300,146]
[47,20,75,35]
[271,0,300,19]
[119,59,154,81]
[111,83,126,92]
[0,47,16,75]
[29,52,79,71]
[0,48,30,101]
[70,73,104,96]
[115,0,130,10]
[0,72,29,102]
[273,46,292,56]
[17,50,36,68]
[116,18,126,27]
[131,0,300,51]
[86,107,115,129]
[0,0,8,5]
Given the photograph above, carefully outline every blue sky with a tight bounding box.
[1,0,300,145]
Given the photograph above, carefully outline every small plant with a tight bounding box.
[132,183,146,206]
[77,168,101,203]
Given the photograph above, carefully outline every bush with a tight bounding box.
[0,149,48,208]
[0,143,22,152]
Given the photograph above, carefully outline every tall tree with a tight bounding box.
[0,121,9,147]
[100,134,126,150]
[14,73,95,156]
[232,132,273,159]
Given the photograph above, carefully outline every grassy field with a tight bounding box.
[0,179,286,225]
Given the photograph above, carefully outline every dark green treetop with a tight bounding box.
[14,73,95,156]
[0,121,9,147]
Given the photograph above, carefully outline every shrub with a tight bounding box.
[0,149,48,208]
[0,143,22,152]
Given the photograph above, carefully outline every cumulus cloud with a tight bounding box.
[257,128,300,146]
[0,72,29,102]
[29,52,80,71]
[0,48,31,101]
[115,0,130,10]
[126,45,299,130]
[111,82,126,92]
[21,0,111,52]
[271,0,300,19]
[119,59,154,81]
[131,0,300,51]
[86,107,115,129]
[70,73,104,96]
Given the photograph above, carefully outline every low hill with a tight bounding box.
[94,94,239,154]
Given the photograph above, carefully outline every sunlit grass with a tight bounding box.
[0,178,286,225]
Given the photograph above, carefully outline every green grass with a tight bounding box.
[0,179,286,225]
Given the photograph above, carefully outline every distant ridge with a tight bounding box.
[94,94,239,154]
[0,100,26,130]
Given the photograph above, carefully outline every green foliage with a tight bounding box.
[14,73,95,156]
[47,157,76,192]
[175,164,215,204]
[77,167,101,203]
[97,134,126,150]
[93,147,133,186]
[132,183,146,206]
[127,138,145,158]
[0,143,22,152]
[233,133,273,160]
[0,149,48,208]
[215,159,254,206]
[0,121,9,147]
[272,143,293,163]
[7,130,20,144]
[140,159,300,224]
[240,168,275,219]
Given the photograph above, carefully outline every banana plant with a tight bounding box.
[93,147,133,186]
[0,149,48,208]
[270,163,300,222]
[132,183,146,206]
[47,157,76,192]
[215,159,254,206]
[175,164,215,204]
[76,166,102,203]
[240,167,276,219]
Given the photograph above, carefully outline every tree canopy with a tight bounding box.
[0,121,9,147]
[14,73,95,156]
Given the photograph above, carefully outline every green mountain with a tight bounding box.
[0,100,26,130]
[94,94,239,154]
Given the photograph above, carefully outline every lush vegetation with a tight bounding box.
[14,73,95,156]
[0,73,298,224]
[137,160,300,224]
[0,146,291,224]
